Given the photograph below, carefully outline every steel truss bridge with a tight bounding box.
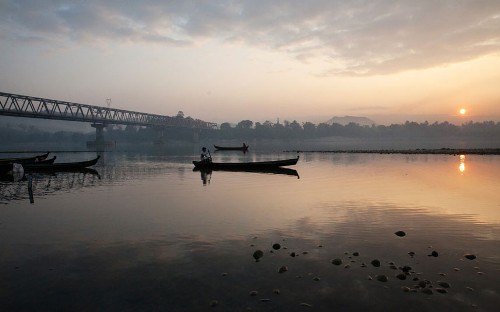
[0,91,217,130]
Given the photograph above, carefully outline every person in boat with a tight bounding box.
[200,147,212,162]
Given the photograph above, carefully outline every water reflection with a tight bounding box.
[459,154,465,174]
[194,167,300,185]
[0,169,101,204]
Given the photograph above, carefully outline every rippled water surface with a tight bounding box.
[1,151,499,311]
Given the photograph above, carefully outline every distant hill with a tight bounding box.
[325,116,376,126]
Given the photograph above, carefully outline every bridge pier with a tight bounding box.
[87,123,114,149]
[153,127,166,145]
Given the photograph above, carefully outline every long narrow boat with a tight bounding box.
[192,156,299,169]
[214,144,249,151]
[23,156,100,171]
[0,152,50,164]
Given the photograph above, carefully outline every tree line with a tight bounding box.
[0,119,499,143]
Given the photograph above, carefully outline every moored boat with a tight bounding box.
[0,152,50,164]
[23,156,100,171]
[214,144,249,151]
[192,156,299,169]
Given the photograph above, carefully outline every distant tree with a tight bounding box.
[220,122,232,130]
[176,111,185,118]
[236,120,253,129]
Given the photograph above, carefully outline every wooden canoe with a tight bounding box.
[194,166,299,177]
[23,156,100,171]
[192,156,299,169]
[0,152,50,164]
[214,144,249,151]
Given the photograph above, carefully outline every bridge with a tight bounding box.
[0,91,218,145]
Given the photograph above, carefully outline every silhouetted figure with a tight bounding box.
[200,147,212,162]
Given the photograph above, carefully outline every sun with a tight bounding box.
[459,108,466,115]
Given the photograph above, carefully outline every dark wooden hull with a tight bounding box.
[214,145,249,151]
[0,152,50,164]
[23,156,100,171]
[192,156,299,169]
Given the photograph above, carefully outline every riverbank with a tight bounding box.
[285,148,500,155]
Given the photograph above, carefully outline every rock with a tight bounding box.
[435,288,448,294]
[300,302,313,308]
[430,251,439,257]
[376,275,388,282]
[290,252,296,257]
[437,281,451,288]
[313,277,321,281]
[278,266,288,273]
[396,273,407,280]
[371,259,381,267]
[421,288,433,295]
[249,290,258,296]
[273,289,280,295]
[272,243,281,250]
[331,258,342,266]
[401,286,411,292]
[353,251,359,256]
[253,250,264,261]
[395,231,406,237]
[464,254,476,260]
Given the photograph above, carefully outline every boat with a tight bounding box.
[23,156,100,171]
[192,156,299,169]
[0,152,50,164]
[214,144,249,151]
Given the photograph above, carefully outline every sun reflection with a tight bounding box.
[459,155,465,174]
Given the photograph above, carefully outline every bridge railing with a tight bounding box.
[0,92,218,129]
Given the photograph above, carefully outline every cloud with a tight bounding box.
[1,0,499,75]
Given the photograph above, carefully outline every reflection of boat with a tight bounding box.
[194,166,299,178]
[23,156,100,171]
[0,152,50,164]
[192,156,299,169]
[214,144,249,151]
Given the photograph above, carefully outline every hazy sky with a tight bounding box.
[1,0,499,124]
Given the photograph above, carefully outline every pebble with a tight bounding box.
[273,289,280,295]
[395,230,406,237]
[401,286,411,292]
[430,251,439,257]
[300,302,313,308]
[376,275,388,282]
[331,258,342,266]
[279,266,288,274]
[438,273,446,276]
[272,243,281,250]
[353,252,360,256]
[253,250,264,261]
[313,277,321,281]
[290,252,296,257]
[435,288,448,294]
[464,254,477,260]
[249,290,258,296]
[371,259,381,267]
[453,268,460,271]
[466,286,474,291]
[437,281,450,288]
[421,288,433,295]
[396,273,407,280]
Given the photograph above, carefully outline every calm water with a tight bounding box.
[1,150,499,311]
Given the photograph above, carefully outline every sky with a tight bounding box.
[1,0,499,125]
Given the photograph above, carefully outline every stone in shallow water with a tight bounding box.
[353,251,360,256]
[437,281,451,288]
[396,273,407,280]
[435,288,448,294]
[395,230,406,237]
[376,275,388,282]
[464,254,476,260]
[249,290,258,296]
[429,251,439,257]
[272,243,281,250]
[421,288,433,295]
[331,258,342,266]
[371,259,381,267]
[279,266,288,273]
[253,250,264,261]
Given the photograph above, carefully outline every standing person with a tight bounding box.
[200,147,211,162]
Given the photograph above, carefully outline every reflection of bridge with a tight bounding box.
[0,92,218,145]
